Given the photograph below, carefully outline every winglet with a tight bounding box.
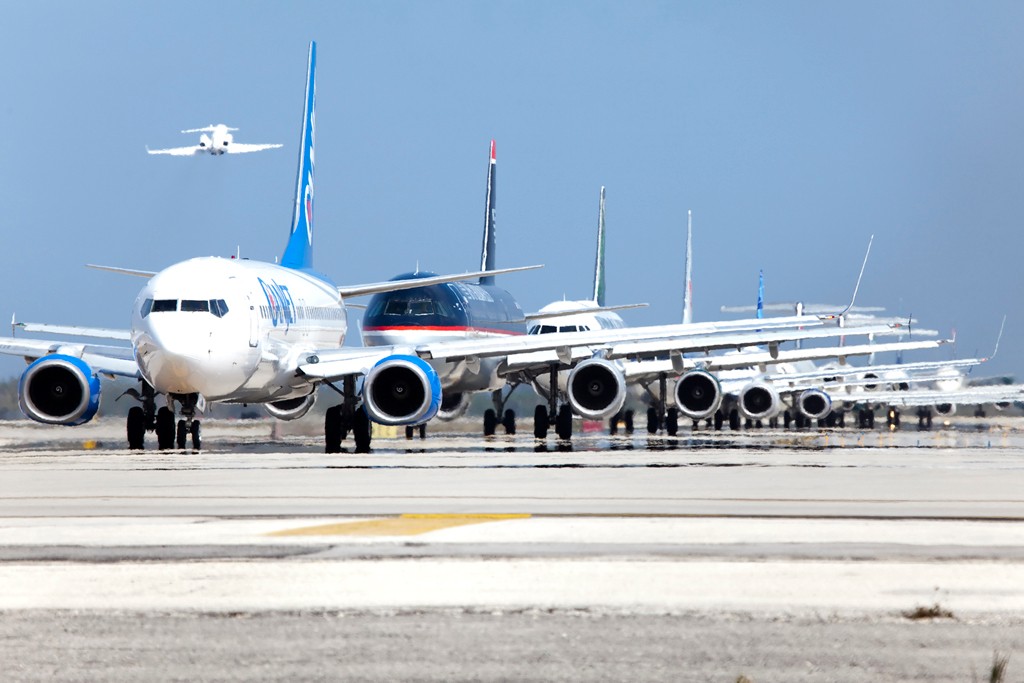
[819,234,873,322]
[592,186,607,306]
[281,41,317,270]
[479,139,498,285]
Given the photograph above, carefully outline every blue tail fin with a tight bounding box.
[591,186,607,306]
[478,139,498,285]
[756,270,764,320]
[281,41,317,270]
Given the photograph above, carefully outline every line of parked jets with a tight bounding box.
[4,41,1020,452]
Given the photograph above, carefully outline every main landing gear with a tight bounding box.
[324,376,372,454]
[484,387,518,437]
[641,372,679,436]
[120,382,201,451]
[532,365,573,440]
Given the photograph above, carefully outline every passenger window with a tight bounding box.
[151,300,177,313]
[181,300,210,313]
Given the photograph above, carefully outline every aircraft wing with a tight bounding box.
[0,337,139,377]
[225,143,284,154]
[849,385,1024,408]
[14,322,131,341]
[146,145,202,156]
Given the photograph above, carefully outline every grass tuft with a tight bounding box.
[901,603,954,620]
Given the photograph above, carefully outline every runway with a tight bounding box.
[0,418,1022,681]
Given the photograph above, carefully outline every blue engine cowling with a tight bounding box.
[18,355,101,426]
[362,355,441,425]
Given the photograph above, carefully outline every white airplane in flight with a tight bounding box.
[146,124,283,156]
[2,42,909,454]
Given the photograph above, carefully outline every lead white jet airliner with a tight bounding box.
[147,124,283,156]
[2,42,906,453]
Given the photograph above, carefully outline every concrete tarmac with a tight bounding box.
[0,418,1022,681]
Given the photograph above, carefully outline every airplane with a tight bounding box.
[146,124,283,156]
[2,42,916,454]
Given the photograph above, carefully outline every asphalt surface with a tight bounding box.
[0,417,1021,681]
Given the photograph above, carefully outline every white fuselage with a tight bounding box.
[131,257,345,403]
[201,125,234,154]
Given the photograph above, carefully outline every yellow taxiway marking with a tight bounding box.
[268,513,531,537]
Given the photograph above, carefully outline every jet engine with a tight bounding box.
[738,381,781,421]
[264,391,317,421]
[18,355,101,426]
[362,355,441,425]
[674,369,723,420]
[199,133,211,149]
[861,372,879,391]
[797,388,832,420]
[436,391,472,421]
[934,402,957,417]
[566,358,626,420]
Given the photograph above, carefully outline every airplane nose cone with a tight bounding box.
[135,317,253,398]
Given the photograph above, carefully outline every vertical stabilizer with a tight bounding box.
[681,210,693,324]
[756,270,765,320]
[281,41,317,270]
[478,140,497,285]
[591,186,607,306]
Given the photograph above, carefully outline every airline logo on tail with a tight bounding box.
[282,41,317,270]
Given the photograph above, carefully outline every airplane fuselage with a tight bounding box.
[361,272,525,393]
[131,256,345,403]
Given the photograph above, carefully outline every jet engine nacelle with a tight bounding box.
[738,381,781,421]
[436,391,472,421]
[797,388,832,420]
[199,133,211,148]
[264,391,317,421]
[674,369,723,420]
[566,358,626,420]
[934,402,957,417]
[362,355,441,425]
[18,355,101,426]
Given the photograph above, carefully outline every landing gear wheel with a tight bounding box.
[609,411,620,436]
[502,409,516,435]
[623,410,634,434]
[419,423,427,439]
[646,407,659,434]
[483,409,497,437]
[127,407,146,450]
[665,408,678,436]
[156,406,174,450]
[556,405,573,440]
[713,410,724,431]
[176,420,187,450]
[405,426,415,440]
[190,420,201,451]
[728,409,740,431]
[353,409,372,453]
[325,405,342,453]
[533,405,549,439]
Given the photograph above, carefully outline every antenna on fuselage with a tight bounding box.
[478,139,497,286]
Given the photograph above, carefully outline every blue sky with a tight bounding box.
[1,2,1022,378]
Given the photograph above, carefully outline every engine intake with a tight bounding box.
[362,355,441,425]
[934,402,956,417]
[674,370,723,420]
[19,355,101,426]
[738,381,781,421]
[566,358,626,420]
[264,391,317,421]
[797,388,832,420]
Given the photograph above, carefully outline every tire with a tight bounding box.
[353,409,372,453]
[176,420,187,450]
[405,426,415,440]
[609,411,620,435]
[324,405,342,454]
[190,420,201,451]
[533,405,549,439]
[483,409,497,437]
[728,409,740,431]
[556,405,573,440]
[646,407,659,434]
[127,407,146,450]
[502,409,516,435]
[623,410,634,434]
[419,424,427,439]
[156,407,175,450]
[713,410,723,431]
[665,408,678,436]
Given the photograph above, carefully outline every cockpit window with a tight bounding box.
[384,299,409,315]
[409,299,434,316]
[181,300,210,313]
[210,299,229,318]
[151,299,177,313]
[141,299,154,318]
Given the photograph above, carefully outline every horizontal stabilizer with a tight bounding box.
[337,265,542,299]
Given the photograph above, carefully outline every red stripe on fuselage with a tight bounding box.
[362,325,524,336]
